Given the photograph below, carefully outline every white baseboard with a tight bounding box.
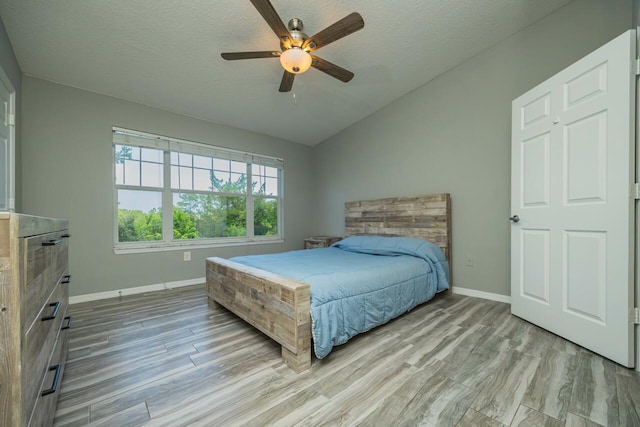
[452,287,511,304]
[71,279,508,305]
[69,277,205,304]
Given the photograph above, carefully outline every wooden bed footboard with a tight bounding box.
[206,257,312,372]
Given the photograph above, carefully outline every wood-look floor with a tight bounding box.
[54,285,640,427]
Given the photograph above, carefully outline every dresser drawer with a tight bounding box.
[22,231,69,332]
[28,323,69,427]
[22,281,69,424]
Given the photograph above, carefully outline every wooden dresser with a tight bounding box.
[0,214,71,427]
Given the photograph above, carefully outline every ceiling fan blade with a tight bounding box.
[303,12,364,52]
[311,56,354,82]
[250,0,292,45]
[279,71,295,92]
[221,51,280,60]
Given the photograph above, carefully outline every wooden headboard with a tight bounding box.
[344,193,452,263]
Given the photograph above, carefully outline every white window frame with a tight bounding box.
[113,127,284,254]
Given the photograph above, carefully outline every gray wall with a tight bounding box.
[312,0,633,297]
[0,18,21,211]
[21,77,315,296]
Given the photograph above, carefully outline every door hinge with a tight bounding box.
[635,307,640,325]
[634,183,640,199]
[636,58,640,76]
[8,114,14,126]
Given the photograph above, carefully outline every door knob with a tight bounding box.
[509,215,520,223]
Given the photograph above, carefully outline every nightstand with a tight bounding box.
[304,236,342,249]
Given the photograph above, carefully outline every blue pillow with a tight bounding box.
[332,235,450,289]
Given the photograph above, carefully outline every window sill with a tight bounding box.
[114,238,284,255]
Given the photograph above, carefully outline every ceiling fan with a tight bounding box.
[221,0,364,92]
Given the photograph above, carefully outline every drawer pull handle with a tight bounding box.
[42,239,61,247]
[42,301,61,321]
[62,275,72,284]
[61,315,72,330]
[61,233,71,238]
[41,364,61,396]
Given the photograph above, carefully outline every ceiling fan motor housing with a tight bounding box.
[281,18,310,50]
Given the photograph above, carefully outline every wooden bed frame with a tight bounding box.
[206,193,451,372]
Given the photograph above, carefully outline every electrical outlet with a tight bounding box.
[184,251,191,261]
[465,256,473,267]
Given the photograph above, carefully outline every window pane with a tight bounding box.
[179,166,193,190]
[193,155,211,169]
[170,152,179,165]
[230,173,245,188]
[265,177,278,196]
[261,166,278,177]
[193,168,212,191]
[213,170,229,187]
[212,158,229,171]
[264,166,278,177]
[230,161,246,174]
[178,153,192,167]
[254,198,278,236]
[141,147,163,163]
[117,189,162,242]
[173,193,246,238]
[124,159,140,186]
[170,165,179,189]
[115,162,124,185]
[141,162,163,188]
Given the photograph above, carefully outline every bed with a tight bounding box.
[206,193,452,372]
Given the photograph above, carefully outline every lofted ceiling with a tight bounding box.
[0,0,573,146]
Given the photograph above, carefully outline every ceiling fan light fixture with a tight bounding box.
[279,47,312,74]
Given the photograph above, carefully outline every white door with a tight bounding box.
[0,69,15,212]
[511,30,636,367]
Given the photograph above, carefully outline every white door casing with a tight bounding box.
[511,30,636,367]
[0,67,15,212]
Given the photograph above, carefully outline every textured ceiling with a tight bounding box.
[0,0,573,146]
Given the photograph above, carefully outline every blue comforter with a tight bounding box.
[230,236,450,359]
